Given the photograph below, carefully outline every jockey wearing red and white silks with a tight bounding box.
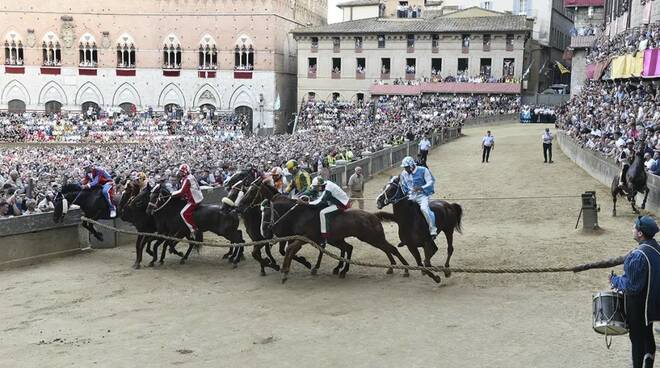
[171,164,203,232]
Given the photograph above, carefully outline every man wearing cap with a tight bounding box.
[347,166,365,209]
[299,176,351,246]
[610,216,660,368]
[400,156,437,237]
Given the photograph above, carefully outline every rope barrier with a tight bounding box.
[80,216,624,275]
[351,194,582,201]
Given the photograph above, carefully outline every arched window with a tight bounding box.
[42,32,61,66]
[4,32,24,66]
[198,35,217,70]
[234,35,254,71]
[116,33,136,68]
[163,34,181,69]
[79,34,98,67]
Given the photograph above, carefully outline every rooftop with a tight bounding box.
[292,14,531,35]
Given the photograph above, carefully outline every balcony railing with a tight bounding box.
[380,72,390,79]
[506,43,514,51]
[308,70,317,79]
[405,72,415,80]
[462,47,469,54]
[311,44,318,53]
[407,46,415,53]
[331,71,341,79]
[356,71,365,80]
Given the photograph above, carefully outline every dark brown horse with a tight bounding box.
[261,195,412,283]
[375,176,463,282]
[611,143,649,216]
[224,177,312,276]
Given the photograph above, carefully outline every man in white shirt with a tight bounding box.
[542,128,554,163]
[481,130,495,163]
[419,135,431,165]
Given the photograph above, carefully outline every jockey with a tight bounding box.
[136,172,149,192]
[618,140,636,188]
[266,166,288,194]
[285,160,311,196]
[399,156,437,237]
[171,164,204,232]
[81,160,116,218]
[300,176,351,246]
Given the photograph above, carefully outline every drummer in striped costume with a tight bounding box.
[610,216,660,368]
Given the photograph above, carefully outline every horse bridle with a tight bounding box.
[147,186,171,213]
[379,180,406,206]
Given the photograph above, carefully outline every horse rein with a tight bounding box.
[379,181,406,206]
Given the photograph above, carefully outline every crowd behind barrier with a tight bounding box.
[556,80,660,177]
[1,94,520,220]
[586,22,660,64]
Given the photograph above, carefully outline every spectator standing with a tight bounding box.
[542,128,554,163]
[347,166,365,210]
[481,130,495,163]
[419,135,431,165]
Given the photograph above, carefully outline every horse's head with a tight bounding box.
[223,170,247,191]
[146,184,170,215]
[53,191,69,223]
[118,182,136,218]
[236,177,271,212]
[122,183,152,221]
[376,176,404,209]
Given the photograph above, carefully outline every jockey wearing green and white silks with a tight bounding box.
[400,156,437,236]
[301,176,351,244]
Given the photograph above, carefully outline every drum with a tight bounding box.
[592,291,628,336]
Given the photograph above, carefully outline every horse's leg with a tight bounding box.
[443,230,455,278]
[311,243,325,276]
[408,244,441,283]
[132,235,144,269]
[264,243,279,270]
[159,241,170,264]
[335,240,353,279]
[331,245,346,275]
[252,244,269,276]
[145,237,155,258]
[641,186,650,210]
[422,240,442,283]
[363,234,410,276]
[612,191,618,217]
[181,232,202,265]
[83,221,103,242]
[630,193,639,214]
[282,240,304,283]
[149,239,164,267]
[279,241,287,256]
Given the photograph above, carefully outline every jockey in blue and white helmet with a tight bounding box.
[399,156,437,237]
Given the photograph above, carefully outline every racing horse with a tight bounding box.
[148,184,245,266]
[375,176,463,282]
[118,182,174,268]
[54,183,114,241]
[261,195,412,283]
[611,142,650,216]
[224,177,312,276]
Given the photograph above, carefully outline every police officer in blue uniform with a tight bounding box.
[611,216,660,368]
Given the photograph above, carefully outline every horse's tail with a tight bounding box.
[451,203,463,234]
[374,211,397,223]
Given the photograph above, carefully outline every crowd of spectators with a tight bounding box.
[557,80,660,176]
[374,73,520,86]
[0,94,520,218]
[586,22,660,64]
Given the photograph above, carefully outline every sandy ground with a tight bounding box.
[1,122,653,368]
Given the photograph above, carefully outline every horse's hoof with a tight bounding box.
[443,270,452,278]
[271,264,280,271]
[179,259,186,265]
[433,276,442,284]
[159,260,164,265]
[132,264,140,270]
[386,268,394,275]
[311,268,318,276]
[260,270,267,277]
[222,253,230,260]
[339,272,347,279]
[332,268,340,275]
[148,262,155,267]
[281,274,288,284]
[303,261,312,270]
[402,272,410,278]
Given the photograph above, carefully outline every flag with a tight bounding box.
[522,59,533,79]
[556,61,570,74]
[538,59,547,73]
[274,93,281,111]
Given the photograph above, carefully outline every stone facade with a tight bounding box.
[0,0,327,133]
[293,8,530,102]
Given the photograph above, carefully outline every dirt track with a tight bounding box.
[1,122,650,367]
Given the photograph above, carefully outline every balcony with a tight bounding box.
[405,72,415,80]
[331,71,341,79]
[234,71,253,79]
[311,44,318,53]
[78,67,97,76]
[307,70,317,79]
[116,68,136,77]
[333,45,340,53]
[355,46,363,53]
[5,65,25,74]
[462,47,469,54]
[356,71,365,80]
[380,72,390,79]
[483,44,491,52]
[407,46,415,53]
[162,68,180,77]
[432,46,439,53]
[198,70,216,78]
[40,66,61,75]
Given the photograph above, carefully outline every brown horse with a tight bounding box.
[261,194,413,283]
[225,177,312,275]
[611,143,649,216]
[375,176,463,281]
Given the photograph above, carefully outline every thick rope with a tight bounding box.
[81,216,624,274]
[351,195,582,201]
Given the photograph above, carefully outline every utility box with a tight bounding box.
[582,191,599,230]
